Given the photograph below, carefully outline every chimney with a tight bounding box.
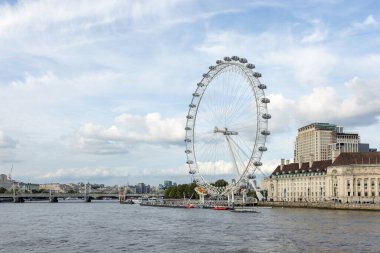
[332,148,341,163]
[309,154,314,168]
[286,160,290,165]
[280,158,285,171]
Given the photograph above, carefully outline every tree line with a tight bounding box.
[164,179,229,199]
[164,179,264,200]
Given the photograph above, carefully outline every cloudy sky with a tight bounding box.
[0,0,379,186]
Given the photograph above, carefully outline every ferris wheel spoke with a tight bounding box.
[225,72,249,123]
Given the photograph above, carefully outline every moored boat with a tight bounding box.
[212,206,229,210]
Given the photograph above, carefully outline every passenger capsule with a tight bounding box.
[184,138,192,142]
[247,173,256,179]
[253,72,262,78]
[197,82,204,87]
[186,160,194,164]
[185,149,192,154]
[239,58,247,63]
[246,63,255,69]
[258,146,267,152]
[189,104,196,108]
[262,113,271,119]
[253,161,262,166]
[261,98,270,103]
[186,115,193,119]
[209,66,216,70]
[258,84,267,89]
[193,93,200,97]
[231,56,239,61]
[185,127,192,130]
[216,60,223,64]
[203,73,209,78]
[189,169,196,174]
[261,130,271,136]
[223,56,231,61]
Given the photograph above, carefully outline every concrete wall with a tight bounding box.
[258,201,380,211]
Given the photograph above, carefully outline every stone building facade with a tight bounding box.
[263,152,380,203]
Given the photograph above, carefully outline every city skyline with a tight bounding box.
[0,0,380,185]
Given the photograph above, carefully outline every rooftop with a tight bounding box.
[332,152,380,166]
[298,122,337,132]
[271,152,380,176]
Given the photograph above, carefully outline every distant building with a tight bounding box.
[22,183,39,192]
[294,123,362,163]
[359,143,377,152]
[0,174,13,189]
[136,183,151,194]
[127,185,137,194]
[164,180,172,188]
[39,183,72,193]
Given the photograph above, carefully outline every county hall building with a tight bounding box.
[263,123,380,203]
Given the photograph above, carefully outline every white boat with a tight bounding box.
[133,198,142,204]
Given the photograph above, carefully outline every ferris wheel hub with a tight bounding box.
[213,127,238,135]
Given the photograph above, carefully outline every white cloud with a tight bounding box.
[196,30,338,87]
[260,159,282,175]
[0,130,17,149]
[301,20,328,43]
[265,47,338,87]
[73,112,185,154]
[267,93,296,132]
[40,167,129,179]
[1,1,380,185]
[353,14,377,29]
[295,77,380,126]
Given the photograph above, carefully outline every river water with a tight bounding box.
[1,201,379,253]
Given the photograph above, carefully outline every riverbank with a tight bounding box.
[141,199,380,211]
[257,201,380,211]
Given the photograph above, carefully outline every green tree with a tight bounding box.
[0,187,6,194]
[212,179,229,187]
[176,184,186,199]
[247,190,258,199]
[168,186,177,198]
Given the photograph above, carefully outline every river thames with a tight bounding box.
[1,201,379,253]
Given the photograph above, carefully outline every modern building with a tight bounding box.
[262,152,380,203]
[136,183,152,194]
[294,123,360,163]
[164,180,173,188]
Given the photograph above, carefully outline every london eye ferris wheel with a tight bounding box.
[185,56,270,197]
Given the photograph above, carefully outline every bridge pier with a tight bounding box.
[118,186,126,204]
[84,196,92,202]
[13,196,24,203]
[49,190,58,203]
[49,196,58,203]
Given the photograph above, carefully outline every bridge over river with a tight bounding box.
[0,193,163,203]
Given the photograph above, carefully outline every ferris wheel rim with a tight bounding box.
[185,56,270,196]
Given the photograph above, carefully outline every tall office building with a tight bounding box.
[294,123,360,163]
